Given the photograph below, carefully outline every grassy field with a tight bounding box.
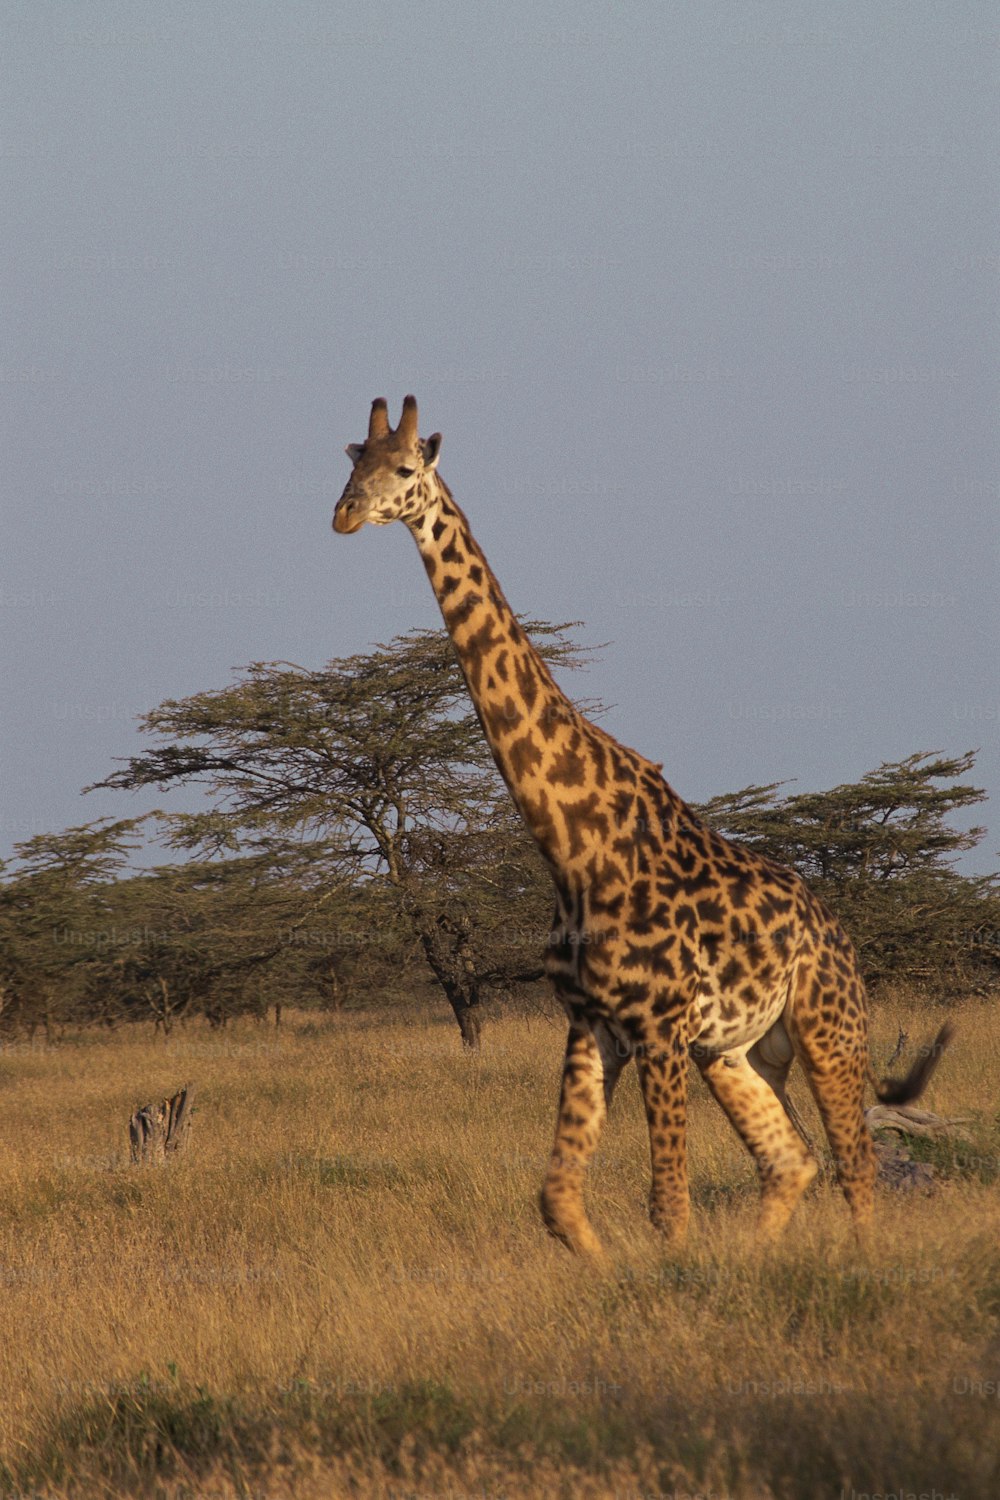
[0,991,998,1499]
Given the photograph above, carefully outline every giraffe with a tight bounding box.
[333,395,950,1258]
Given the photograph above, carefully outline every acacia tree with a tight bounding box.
[694,750,1000,992]
[94,626,589,1047]
[0,819,365,1036]
[0,819,143,1038]
[96,849,335,1031]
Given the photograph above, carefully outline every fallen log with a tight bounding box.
[864,1101,969,1138]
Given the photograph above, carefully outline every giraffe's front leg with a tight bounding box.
[636,1027,691,1246]
[540,1021,624,1259]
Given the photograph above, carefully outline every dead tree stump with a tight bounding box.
[129,1082,196,1165]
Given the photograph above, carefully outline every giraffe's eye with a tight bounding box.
[396,466,415,479]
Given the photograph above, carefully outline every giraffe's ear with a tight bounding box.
[421,433,442,470]
[345,443,364,464]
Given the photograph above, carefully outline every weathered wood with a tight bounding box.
[883,1026,908,1072]
[129,1082,196,1164]
[866,1098,968,1191]
[865,1101,969,1138]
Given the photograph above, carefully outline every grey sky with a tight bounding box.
[5,1,998,873]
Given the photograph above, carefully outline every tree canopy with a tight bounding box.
[694,751,1000,991]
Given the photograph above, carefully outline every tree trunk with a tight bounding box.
[412,908,484,1050]
[452,996,482,1050]
[328,961,343,1012]
[148,976,174,1035]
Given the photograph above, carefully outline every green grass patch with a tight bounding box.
[904,1126,1000,1184]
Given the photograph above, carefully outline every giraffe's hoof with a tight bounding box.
[540,1195,606,1259]
[648,1200,690,1248]
[542,1218,607,1260]
[756,1158,819,1241]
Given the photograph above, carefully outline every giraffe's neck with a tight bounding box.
[407,479,668,874]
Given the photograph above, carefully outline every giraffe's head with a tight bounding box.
[333,395,442,535]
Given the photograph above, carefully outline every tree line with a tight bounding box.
[2,626,997,1046]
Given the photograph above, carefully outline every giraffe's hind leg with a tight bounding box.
[540,1019,629,1258]
[787,973,876,1234]
[697,1043,817,1241]
[636,1026,692,1247]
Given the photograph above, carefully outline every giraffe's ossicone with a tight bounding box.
[333,395,951,1258]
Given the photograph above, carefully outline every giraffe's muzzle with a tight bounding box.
[333,499,364,534]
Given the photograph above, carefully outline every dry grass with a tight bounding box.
[0,991,998,1498]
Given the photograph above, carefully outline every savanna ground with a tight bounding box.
[0,989,998,1500]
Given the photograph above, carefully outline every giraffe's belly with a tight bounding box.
[689,973,790,1054]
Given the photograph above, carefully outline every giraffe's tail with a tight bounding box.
[869,1021,955,1106]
